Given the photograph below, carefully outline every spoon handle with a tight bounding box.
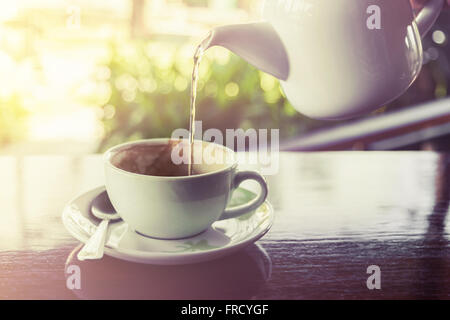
[77,220,109,261]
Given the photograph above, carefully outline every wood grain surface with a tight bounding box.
[0,152,449,299]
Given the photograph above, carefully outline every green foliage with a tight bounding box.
[0,95,28,146]
[96,40,319,152]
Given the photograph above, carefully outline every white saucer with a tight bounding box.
[62,186,274,265]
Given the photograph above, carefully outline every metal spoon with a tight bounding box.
[77,191,121,261]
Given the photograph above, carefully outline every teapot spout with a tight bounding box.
[202,22,289,81]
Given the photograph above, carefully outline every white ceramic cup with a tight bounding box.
[104,139,268,239]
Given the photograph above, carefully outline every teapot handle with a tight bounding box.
[415,0,445,37]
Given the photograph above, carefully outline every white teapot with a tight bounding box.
[202,0,445,120]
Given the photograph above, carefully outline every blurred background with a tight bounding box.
[0,0,449,155]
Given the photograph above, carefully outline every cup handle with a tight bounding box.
[220,171,268,220]
[415,0,444,37]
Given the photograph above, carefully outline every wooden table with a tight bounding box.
[1,152,449,299]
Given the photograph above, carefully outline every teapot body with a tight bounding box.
[264,0,423,120]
